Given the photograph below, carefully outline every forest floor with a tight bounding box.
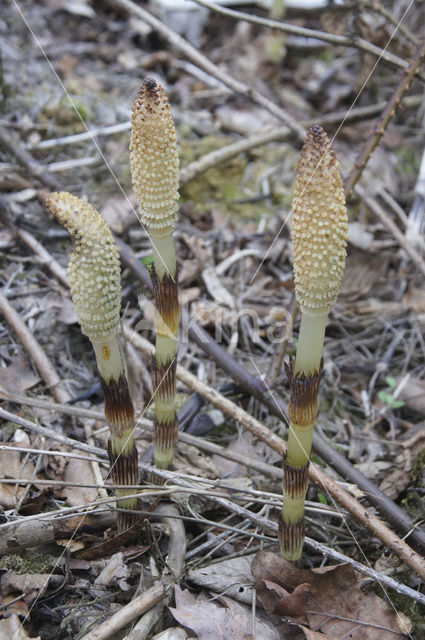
[0,1,425,639]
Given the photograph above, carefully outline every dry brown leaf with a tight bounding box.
[1,572,63,606]
[57,457,98,506]
[252,551,409,640]
[212,431,258,478]
[0,593,29,619]
[255,579,312,621]
[340,251,389,300]
[397,377,425,414]
[187,556,254,604]
[100,194,136,234]
[379,449,412,500]
[402,284,425,313]
[170,585,279,640]
[0,440,37,509]
[0,355,40,393]
[93,552,130,591]
[0,613,40,639]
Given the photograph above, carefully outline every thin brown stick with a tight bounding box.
[104,0,305,140]
[0,125,61,191]
[180,95,423,186]
[192,0,418,74]
[345,37,425,198]
[0,511,115,555]
[126,504,186,640]
[16,227,69,288]
[361,1,419,46]
[2,403,425,592]
[141,465,425,596]
[80,582,168,640]
[355,184,425,278]
[0,290,70,404]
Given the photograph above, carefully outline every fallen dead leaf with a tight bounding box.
[170,585,279,640]
[187,555,254,604]
[340,250,389,300]
[0,440,38,509]
[252,551,410,640]
[1,572,63,606]
[397,377,425,414]
[57,457,98,506]
[100,194,136,234]
[0,355,40,393]
[0,613,40,639]
[93,551,130,591]
[379,449,412,500]
[212,431,260,478]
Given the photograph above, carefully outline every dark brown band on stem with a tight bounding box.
[282,461,310,499]
[107,439,140,530]
[284,356,323,427]
[101,373,135,434]
[153,415,179,455]
[151,267,180,336]
[107,439,139,486]
[278,514,305,557]
[152,357,177,407]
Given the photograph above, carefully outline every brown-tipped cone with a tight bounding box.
[130,77,179,233]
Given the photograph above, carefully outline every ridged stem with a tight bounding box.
[93,336,139,531]
[280,308,326,560]
[150,231,180,470]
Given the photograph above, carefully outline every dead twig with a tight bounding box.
[192,0,421,76]
[0,511,115,555]
[127,504,186,639]
[355,184,425,278]
[345,37,425,198]
[3,400,425,580]
[79,581,168,640]
[180,96,423,186]
[360,1,419,46]
[15,227,69,288]
[0,125,61,191]
[103,0,306,140]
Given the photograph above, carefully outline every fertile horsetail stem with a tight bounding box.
[130,78,180,471]
[280,125,348,560]
[45,192,139,532]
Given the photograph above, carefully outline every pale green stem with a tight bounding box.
[294,309,328,376]
[151,229,177,281]
[92,335,124,384]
